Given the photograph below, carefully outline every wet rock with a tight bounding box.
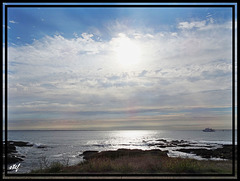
[177,144,192,147]
[3,143,17,154]
[176,145,237,160]
[156,139,167,142]
[36,145,47,148]
[171,140,183,144]
[158,145,167,148]
[151,139,191,148]
[176,148,213,158]
[152,143,165,146]
[9,141,33,147]
[3,140,33,165]
[3,155,23,164]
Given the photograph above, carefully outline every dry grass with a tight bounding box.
[30,154,233,174]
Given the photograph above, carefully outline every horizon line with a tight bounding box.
[3,129,235,131]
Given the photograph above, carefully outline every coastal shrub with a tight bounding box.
[30,156,67,173]
[83,155,164,173]
[76,158,114,173]
[38,156,49,170]
[62,155,70,167]
[45,162,64,173]
[163,157,202,173]
[30,161,64,173]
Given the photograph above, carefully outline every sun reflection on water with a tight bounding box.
[108,130,156,150]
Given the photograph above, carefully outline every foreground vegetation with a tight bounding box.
[30,153,233,174]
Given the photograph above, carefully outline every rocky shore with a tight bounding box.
[3,141,32,165]
[176,145,237,160]
[81,144,237,162]
[3,140,47,165]
[4,138,237,174]
[146,139,237,160]
[81,148,169,161]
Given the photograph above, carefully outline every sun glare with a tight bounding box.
[114,34,142,68]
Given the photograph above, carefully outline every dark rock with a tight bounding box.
[157,144,175,148]
[3,144,17,154]
[143,149,168,157]
[82,149,168,161]
[9,141,33,147]
[17,155,26,158]
[152,139,191,148]
[156,139,167,142]
[152,143,165,146]
[2,140,33,165]
[176,148,213,158]
[166,144,175,147]
[82,150,99,155]
[36,145,47,148]
[158,145,167,148]
[171,140,182,144]
[170,140,189,146]
[81,151,99,160]
[176,145,237,160]
[177,144,192,147]
[3,155,23,164]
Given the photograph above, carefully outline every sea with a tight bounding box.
[3,130,237,173]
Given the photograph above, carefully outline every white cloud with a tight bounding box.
[7,18,233,129]
[178,20,206,29]
[73,32,78,37]
[9,20,18,24]
[81,32,94,39]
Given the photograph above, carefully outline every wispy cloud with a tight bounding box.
[9,20,18,24]
[7,17,233,130]
[178,20,206,29]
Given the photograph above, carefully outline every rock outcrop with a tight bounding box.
[176,145,237,160]
[81,148,168,161]
[3,141,33,164]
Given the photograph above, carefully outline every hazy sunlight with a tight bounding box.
[114,34,142,68]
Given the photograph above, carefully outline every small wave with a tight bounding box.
[52,154,63,157]
[197,140,235,145]
[70,155,78,158]
[91,144,113,147]
[92,144,105,147]
[33,143,47,148]
[117,144,131,146]
[168,150,207,161]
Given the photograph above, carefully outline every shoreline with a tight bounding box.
[3,140,237,164]
[3,139,237,174]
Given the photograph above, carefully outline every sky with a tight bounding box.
[3,3,237,130]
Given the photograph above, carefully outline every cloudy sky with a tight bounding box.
[4,3,236,130]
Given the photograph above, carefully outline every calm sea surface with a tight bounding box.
[3,130,237,173]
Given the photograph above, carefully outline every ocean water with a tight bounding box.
[3,130,237,173]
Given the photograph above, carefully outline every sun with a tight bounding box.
[114,34,142,68]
